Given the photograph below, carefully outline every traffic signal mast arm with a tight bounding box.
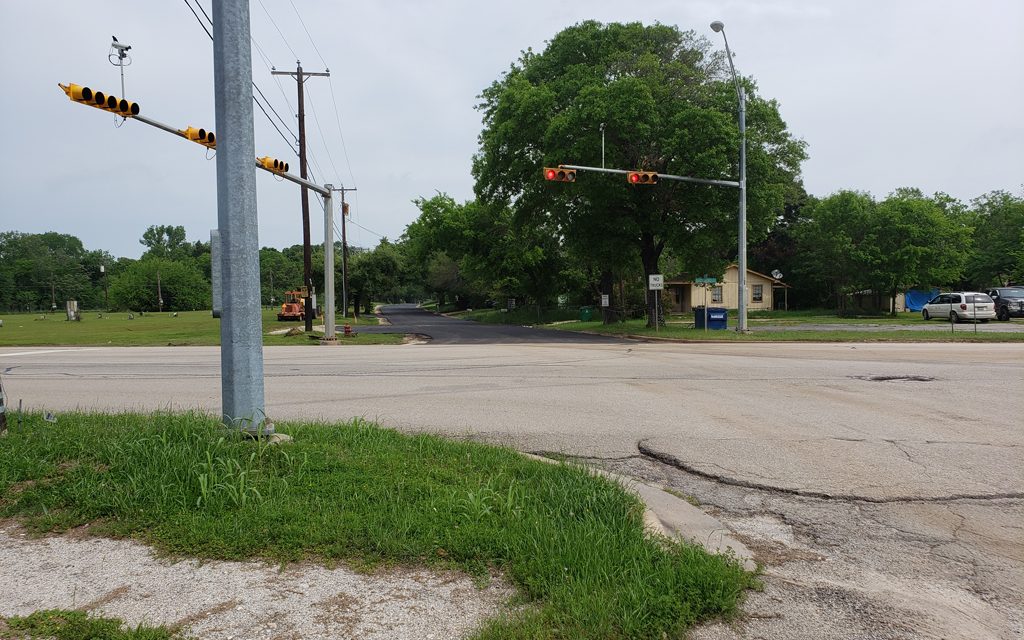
[556,164,740,189]
[60,84,321,193]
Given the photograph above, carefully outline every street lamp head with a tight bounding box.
[710,20,725,33]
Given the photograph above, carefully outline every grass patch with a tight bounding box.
[3,609,184,640]
[0,310,401,347]
[549,319,1024,342]
[0,412,752,640]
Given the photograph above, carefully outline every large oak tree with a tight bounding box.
[473,21,805,325]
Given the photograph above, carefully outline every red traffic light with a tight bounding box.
[543,167,576,182]
[627,171,659,185]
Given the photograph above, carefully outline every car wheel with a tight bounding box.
[922,309,930,320]
[998,307,1010,321]
[949,311,959,323]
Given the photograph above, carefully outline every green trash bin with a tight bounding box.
[579,306,594,321]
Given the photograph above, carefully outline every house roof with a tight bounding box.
[665,265,791,287]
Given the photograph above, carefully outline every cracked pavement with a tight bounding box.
[1,338,1021,638]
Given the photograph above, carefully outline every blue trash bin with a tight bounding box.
[695,306,728,330]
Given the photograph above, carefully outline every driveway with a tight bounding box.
[357,303,628,344]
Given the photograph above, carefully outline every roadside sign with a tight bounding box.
[600,294,610,307]
[695,276,717,284]
[648,274,664,290]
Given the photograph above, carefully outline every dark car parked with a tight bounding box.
[986,287,1024,321]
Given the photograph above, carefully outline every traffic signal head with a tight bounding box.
[180,126,216,149]
[627,171,659,185]
[258,156,290,173]
[543,167,576,182]
[59,83,140,117]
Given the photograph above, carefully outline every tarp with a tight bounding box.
[905,288,939,311]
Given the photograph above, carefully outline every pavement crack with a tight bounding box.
[636,439,1024,505]
[528,450,641,462]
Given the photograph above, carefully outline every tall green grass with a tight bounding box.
[0,412,752,639]
[3,610,183,640]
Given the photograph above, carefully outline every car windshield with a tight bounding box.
[966,295,993,303]
[999,289,1024,298]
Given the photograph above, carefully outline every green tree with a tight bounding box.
[964,190,1024,286]
[108,258,210,311]
[0,232,91,311]
[864,189,970,312]
[140,225,190,261]
[349,239,403,315]
[792,191,876,310]
[474,21,805,325]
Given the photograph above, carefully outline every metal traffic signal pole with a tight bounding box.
[211,0,267,433]
[272,63,329,333]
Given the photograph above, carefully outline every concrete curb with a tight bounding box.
[522,453,756,572]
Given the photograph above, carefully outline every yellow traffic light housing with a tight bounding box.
[258,156,290,174]
[180,126,216,149]
[59,83,140,117]
[627,171,659,185]
[543,167,576,182]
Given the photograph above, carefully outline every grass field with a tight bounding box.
[0,412,753,640]
[549,318,1024,342]
[0,310,403,347]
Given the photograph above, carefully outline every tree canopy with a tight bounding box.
[473,21,806,324]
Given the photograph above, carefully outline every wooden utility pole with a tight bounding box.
[272,62,329,332]
[336,187,356,318]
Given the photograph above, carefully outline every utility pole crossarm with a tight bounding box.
[558,164,740,188]
[271,70,330,78]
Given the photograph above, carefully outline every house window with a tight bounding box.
[712,286,723,303]
[752,284,763,303]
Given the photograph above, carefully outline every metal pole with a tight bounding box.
[322,187,336,341]
[738,85,748,332]
[212,0,268,433]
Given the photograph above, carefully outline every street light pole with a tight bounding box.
[711,20,748,332]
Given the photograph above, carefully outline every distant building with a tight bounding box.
[665,265,790,313]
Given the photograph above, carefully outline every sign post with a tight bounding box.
[695,276,717,332]
[649,274,664,332]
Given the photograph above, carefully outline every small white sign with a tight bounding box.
[648,274,664,290]
[600,294,610,307]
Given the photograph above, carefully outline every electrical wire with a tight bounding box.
[256,0,299,61]
[285,0,357,189]
[287,0,328,68]
[327,76,358,188]
[181,0,299,155]
[305,90,342,186]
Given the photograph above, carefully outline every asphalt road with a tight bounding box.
[1,337,1021,638]
[358,303,626,343]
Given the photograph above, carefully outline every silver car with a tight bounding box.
[922,292,996,323]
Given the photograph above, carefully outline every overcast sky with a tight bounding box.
[1,1,1021,259]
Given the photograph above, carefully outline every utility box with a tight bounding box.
[694,306,728,330]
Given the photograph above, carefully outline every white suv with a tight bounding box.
[922,292,996,323]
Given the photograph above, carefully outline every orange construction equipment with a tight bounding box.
[277,288,307,321]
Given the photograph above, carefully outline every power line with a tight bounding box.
[287,0,328,68]
[327,76,358,188]
[348,219,384,239]
[180,0,299,154]
[305,89,341,185]
[284,0,357,188]
[255,0,299,60]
